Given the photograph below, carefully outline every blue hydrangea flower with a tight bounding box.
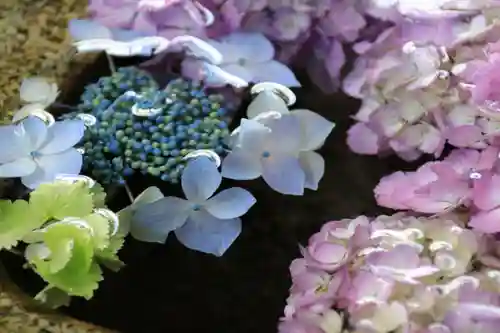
[0,117,85,189]
[130,156,256,257]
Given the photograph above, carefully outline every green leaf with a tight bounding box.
[96,234,125,272]
[27,221,102,299]
[90,183,107,208]
[29,181,94,220]
[84,213,111,250]
[34,286,71,309]
[0,199,46,250]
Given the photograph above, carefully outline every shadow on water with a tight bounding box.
[0,55,427,333]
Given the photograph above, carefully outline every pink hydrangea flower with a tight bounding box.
[280,213,500,333]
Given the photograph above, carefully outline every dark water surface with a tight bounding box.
[0,55,423,333]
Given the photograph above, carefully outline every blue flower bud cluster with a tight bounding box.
[71,72,230,185]
[78,66,159,115]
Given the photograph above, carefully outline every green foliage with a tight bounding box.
[0,178,127,306]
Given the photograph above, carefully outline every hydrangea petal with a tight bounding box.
[262,154,305,195]
[68,19,113,41]
[202,62,250,88]
[174,210,242,256]
[0,157,36,178]
[217,32,275,63]
[205,187,256,219]
[246,91,290,119]
[299,151,325,191]
[291,109,335,151]
[0,125,31,163]
[469,208,500,233]
[182,157,222,201]
[235,118,271,153]
[23,149,83,189]
[266,114,302,153]
[221,150,262,180]
[21,116,48,151]
[248,60,301,87]
[131,196,191,243]
[37,120,85,155]
[19,78,58,106]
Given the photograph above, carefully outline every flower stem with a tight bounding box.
[106,52,117,74]
[124,181,135,204]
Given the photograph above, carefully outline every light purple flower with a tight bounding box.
[131,155,256,256]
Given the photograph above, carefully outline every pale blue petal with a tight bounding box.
[0,125,31,163]
[111,27,148,42]
[68,19,113,41]
[174,209,242,256]
[248,60,301,87]
[266,114,302,153]
[0,157,36,178]
[292,109,335,151]
[181,157,221,201]
[21,116,48,151]
[172,36,223,64]
[22,149,82,189]
[37,120,85,154]
[236,118,271,152]
[37,148,83,177]
[246,91,289,119]
[221,150,262,180]
[205,187,256,219]
[131,196,191,243]
[262,153,305,195]
[201,62,249,88]
[299,151,325,191]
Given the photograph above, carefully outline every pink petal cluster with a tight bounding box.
[344,1,500,160]
[280,213,500,333]
[374,146,500,233]
[86,0,402,92]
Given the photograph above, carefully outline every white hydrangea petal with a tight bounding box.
[20,77,58,106]
[205,187,256,219]
[246,91,290,119]
[172,35,223,64]
[0,124,32,163]
[262,153,305,195]
[201,62,250,88]
[182,157,221,202]
[37,120,85,155]
[291,109,335,151]
[299,151,325,191]
[247,60,301,87]
[221,150,262,180]
[21,167,49,189]
[174,209,242,256]
[131,196,191,243]
[235,118,271,152]
[21,116,48,151]
[0,157,36,178]
[266,114,302,154]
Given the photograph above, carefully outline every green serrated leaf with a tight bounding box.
[29,181,94,220]
[0,199,46,250]
[34,286,71,309]
[28,222,102,299]
[84,213,111,250]
[96,234,125,272]
[90,183,107,208]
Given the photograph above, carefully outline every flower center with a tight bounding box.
[237,58,247,66]
[192,204,202,211]
[261,151,271,159]
[30,151,41,158]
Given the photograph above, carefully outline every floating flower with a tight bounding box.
[221,116,306,195]
[183,32,301,88]
[0,116,85,189]
[131,155,256,256]
[235,84,335,190]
